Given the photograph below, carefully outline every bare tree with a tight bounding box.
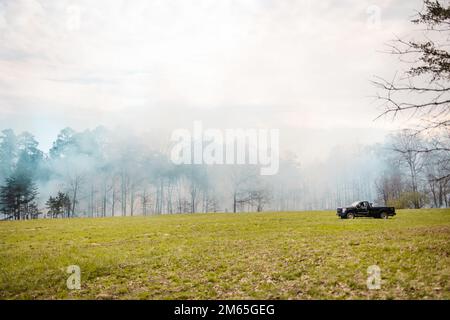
[390,130,425,208]
[67,172,84,217]
[424,142,450,206]
[248,188,271,212]
[226,165,261,213]
[375,170,404,206]
[374,1,450,180]
[140,185,152,216]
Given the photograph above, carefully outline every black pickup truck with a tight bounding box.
[337,201,395,219]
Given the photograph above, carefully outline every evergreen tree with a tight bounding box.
[0,169,39,220]
[17,132,44,173]
[0,129,18,184]
[49,127,76,159]
[46,192,72,218]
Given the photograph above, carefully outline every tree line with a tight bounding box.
[0,126,448,220]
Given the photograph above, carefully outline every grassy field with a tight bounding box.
[0,209,449,300]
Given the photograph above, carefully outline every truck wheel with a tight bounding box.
[346,213,355,219]
[380,212,388,219]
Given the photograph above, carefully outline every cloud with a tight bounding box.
[0,0,423,160]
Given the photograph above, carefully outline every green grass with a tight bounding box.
[0,209,449,299]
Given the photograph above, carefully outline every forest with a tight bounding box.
[0,126,448,220]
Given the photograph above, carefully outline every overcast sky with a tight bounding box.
[0,0,424,162]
